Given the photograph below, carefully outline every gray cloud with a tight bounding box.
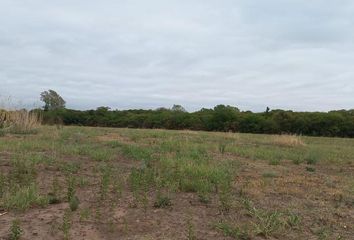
[1,0,354,111]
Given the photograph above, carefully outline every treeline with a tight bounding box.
[37,105,354,138]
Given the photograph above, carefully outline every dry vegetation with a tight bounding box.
[271,134,305,147]
[0,126,353,239]
[0,110,41,135]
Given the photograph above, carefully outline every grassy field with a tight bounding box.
[0,126,353,239]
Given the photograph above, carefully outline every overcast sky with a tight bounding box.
[1,0,354,112]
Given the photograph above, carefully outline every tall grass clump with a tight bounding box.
[0,109,41,134]
[271,134,304,147]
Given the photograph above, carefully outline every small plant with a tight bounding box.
[78,176,89,188]
[4,184,48,211]
[214,222,250,240]
[48,177,61,204]
[60,209,72,240]
[272,134,304,147]
[218,182,232,213]
[218,141,227,154]
[99,165,112,200]
[306,167,316,172]
[262,171,277,178]
[198,192,210,204]
[69,195,80,211]
[292,158,302,165]
[154,193,172,208]
[286,212,301,228]
[269,158,280,166]
[242,199,285,238]
[48,192,61,204]
[187,217,197,240]
[0,173,6,198]
[79,208,90,222]
[9,219,23,240]
[10,158,37,186]
[66,175,76,202]
[253,210,284,237]
[61,162,81,174]
[305,149,320,165]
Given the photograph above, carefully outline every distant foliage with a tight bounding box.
[40,105,354,138]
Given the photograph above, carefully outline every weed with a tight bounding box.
[129,167,155,198]
[306,167,316,172]
[99,164,112,200]
[48,192,61,205]
[262,171,277,178]
[187,216,197,240]
[305,149,320,165]
[218,181,233,213]
[3,184,48,211]
[253,210,284,237]
[48,177,61,204]
[269,158,280,166]
[66,175,76,202]
[77,176,89,188]
[2,110,41,134]
[286,212,301,228]
[292,158,303,165]
[272,134,304,147]
[9,158,37,186]
[214,221,250,240]
[69,195,80,211]
[79,208,90,222]
[242,199,303,237]
[154,193,172,208]
[61,162,81,174]
[61,209,72,240]
[89,148,114,162]
[9,219,23,240]
[218,141,227,154]
[0,173,6,198]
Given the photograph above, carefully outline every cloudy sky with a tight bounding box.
[1,0,354,112]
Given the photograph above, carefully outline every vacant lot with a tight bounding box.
[0,126,353,239]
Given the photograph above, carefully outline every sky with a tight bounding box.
[1,0,354,112]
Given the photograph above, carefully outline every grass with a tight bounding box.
[0,109,41,135]
[214,221,250,239]
[3,184,48,211]
[0,126,353,239]
[271,134,305,147]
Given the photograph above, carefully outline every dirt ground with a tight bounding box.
[0,128,353,240]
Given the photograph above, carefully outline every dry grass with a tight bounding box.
[0,110,41,134]
[271,134,305,147]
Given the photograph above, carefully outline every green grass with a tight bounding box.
[3,184,48,211]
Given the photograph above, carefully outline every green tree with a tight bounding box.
[40,89,66,111]
[171,104,186,112]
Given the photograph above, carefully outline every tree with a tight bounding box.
[40,90,66,110]
[171,104,186,112]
